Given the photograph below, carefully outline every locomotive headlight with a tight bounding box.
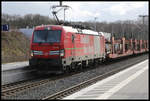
[32,50,43,55]
[60,49,65,57]
[31,51,33,57]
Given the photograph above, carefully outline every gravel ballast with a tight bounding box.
[3,54,148,99]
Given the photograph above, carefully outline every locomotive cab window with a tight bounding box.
[33,30,61,43]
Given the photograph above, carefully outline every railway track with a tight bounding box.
[42,58,147,100]
[1,71,81,97]
[2,65,98,97]
[1,62,118,97]
[1,53,148,99]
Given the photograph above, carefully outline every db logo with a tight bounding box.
[44,52,49,56]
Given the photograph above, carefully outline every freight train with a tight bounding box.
[29,24,149,73]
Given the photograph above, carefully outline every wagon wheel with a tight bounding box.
[62,66,67,73]
[71,62,76,71]
[92,59,96,67]
[78,62,83,71]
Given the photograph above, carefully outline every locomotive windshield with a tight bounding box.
[33,30,61,43]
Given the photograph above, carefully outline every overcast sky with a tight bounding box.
[2,1,149,22]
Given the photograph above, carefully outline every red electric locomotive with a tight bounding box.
[29,25,105,73]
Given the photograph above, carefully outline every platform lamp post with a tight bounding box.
[139,15,148,25]
[139,15,149,40]
[111,24,114,37]
[121,23,125,38]
[94,17,98,31]
[64,7,68,23]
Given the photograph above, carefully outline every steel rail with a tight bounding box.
[2,53,147,99]
[42,58,146,100]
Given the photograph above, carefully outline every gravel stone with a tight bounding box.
[3,54,148,100]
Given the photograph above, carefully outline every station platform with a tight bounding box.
[64,59,148,99]
[2,61,29,71]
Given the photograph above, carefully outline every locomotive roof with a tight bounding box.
[35,25,100,36]
[63,26,99,35]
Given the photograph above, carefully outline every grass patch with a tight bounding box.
[2,31,30,63]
